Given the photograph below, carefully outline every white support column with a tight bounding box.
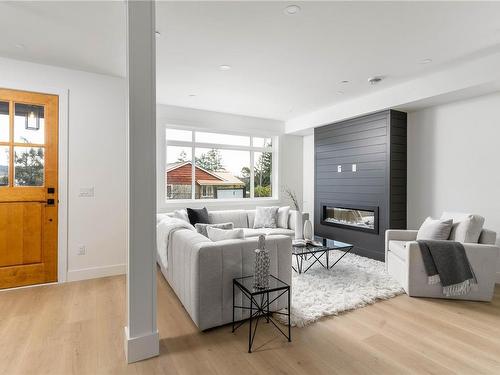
[124,0,159,363]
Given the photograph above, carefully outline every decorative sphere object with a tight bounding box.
[253,235,270,289]
[303,219,313,241]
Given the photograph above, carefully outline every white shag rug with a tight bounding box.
[284,250,404,327]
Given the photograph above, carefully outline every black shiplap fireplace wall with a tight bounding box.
[314,110,407,261]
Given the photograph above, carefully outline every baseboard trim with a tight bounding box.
[67,264,126,282]
[124,327,159,363]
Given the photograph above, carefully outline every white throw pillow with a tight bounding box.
[440,212,485,243]
[207,227,245,242]
[253,206,279,229]
[173,209,189,223]
[416,217,453,241]
[278,206,290,229]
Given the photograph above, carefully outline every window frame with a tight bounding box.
[159,125,278,206]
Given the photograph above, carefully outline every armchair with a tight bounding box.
[385,228,499,301]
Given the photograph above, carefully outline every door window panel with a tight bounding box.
[14,147,44,186]
[0,102,8,142]
[0,146,8,186]
[14,103,45,144]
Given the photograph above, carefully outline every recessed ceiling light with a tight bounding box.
[14,43,25,49]
[368,76,383,85]
[219,65,232,71]
[284,5,301,15]
[188,94,197,97]
[419,58,433,64]
[340,80,349,84]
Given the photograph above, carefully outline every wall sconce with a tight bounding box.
[25,106,40,130]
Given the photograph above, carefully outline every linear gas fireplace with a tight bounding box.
[321,204,379,234]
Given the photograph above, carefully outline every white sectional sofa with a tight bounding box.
[157,209,306,330]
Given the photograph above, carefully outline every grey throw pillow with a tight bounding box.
[416,217,453,241]
[253,206,279,229]
[195,222,234,237]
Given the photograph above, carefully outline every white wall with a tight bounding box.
[0,57,127,281]
[156,104,303,212]
[407,91,500,277]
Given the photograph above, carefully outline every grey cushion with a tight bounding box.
[440,212,485,243]
[209,210,248,228]
[416,217,453,240]
[195,222,234,237]
[253,206,279,229]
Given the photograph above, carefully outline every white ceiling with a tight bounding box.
[1,2,500,121]
[0,1,126,77]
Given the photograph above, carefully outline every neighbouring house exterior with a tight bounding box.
[166,162,246,199]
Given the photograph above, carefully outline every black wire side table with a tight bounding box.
[232,275,291,353]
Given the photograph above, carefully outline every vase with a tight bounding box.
[253,235,270,289]
[303,219,313,241]
[295,211,304,240]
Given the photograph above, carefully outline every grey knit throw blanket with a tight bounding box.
[417,240,477,297]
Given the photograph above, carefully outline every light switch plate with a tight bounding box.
[79,187,94,198]
[77,245,86,255]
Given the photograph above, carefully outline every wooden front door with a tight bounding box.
[0,89,58,289]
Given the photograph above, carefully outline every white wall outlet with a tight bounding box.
[337,165,342,173]
[78,186,94,198]
[77,245,86,256]
[352,164,357,172]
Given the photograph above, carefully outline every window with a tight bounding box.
[164,128,275,201]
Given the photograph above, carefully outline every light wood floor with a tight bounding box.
[1,273,499,375]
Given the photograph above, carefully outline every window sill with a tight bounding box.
[158,197,282,211]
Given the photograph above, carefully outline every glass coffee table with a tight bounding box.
[292,236,353,274]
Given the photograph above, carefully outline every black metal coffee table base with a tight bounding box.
[292,245,353,274]
[232,276,291,353]
[291,237,354,274]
